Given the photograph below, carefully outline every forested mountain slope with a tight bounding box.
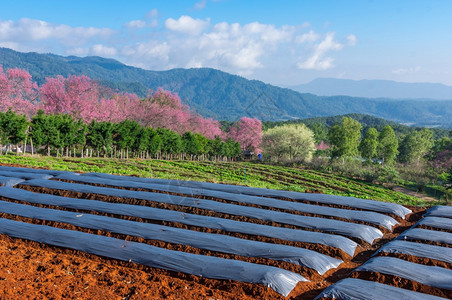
[1,47,451,126]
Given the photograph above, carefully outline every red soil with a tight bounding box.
[0,163,450,299]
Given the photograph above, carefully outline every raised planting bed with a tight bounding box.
[0,165,450,299]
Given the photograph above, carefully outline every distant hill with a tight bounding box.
[1,47,451,127]
[290,78,452,100]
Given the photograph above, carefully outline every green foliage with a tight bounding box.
[360,127,379,160]
[86,121,113,154]
[0,110,28,147]
[0,155,431,206]
[182,132,201,155]
[31,110,60,154]
[147,128,162,155]
[223,138,241,158]
[157,128,182,154]
[264,113,451,139]
[329,117,362,158]
[378,125,399,164]
[307,122,329,144]
[398,129,434,163]
[54,114,86,152]
[262,124,316,162]
[113,120,141,151]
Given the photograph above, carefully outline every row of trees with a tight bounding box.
[327,117,442,165]
[0,65,263,152]
[0,110,242,160]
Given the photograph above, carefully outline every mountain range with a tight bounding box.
[1,47,451,127]
[290,78,452,100]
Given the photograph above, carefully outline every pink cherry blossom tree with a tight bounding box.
[40,75,101,122]
[0,66,38,118]
[228,117,262,153]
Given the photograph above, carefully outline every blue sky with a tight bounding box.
[1,0,451,85]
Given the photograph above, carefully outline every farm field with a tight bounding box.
[0,159,450,299]
[0,155,433,206]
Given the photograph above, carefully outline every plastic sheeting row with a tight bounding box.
[56,173,398,230]
[0,176,24,187]
[415,216,452,231]
[0,199,342,275]
[314,278,448,300]
[398,228,452,245]
[18,179,383,244]
[355,256,452,290]
[376,240,452,264]
[425,205,452,219]
[82,172,412,218]
[0,187,358,256]
[0,170,54,180]
[0,217,306,296]
[0,165,75,177]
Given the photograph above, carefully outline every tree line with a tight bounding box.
[326,116,448,165]
[0,110,242,160]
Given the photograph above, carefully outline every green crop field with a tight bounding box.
[0,155,434,206]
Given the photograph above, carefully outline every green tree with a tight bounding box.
[378,125,399,164]
[360,127,379,161]
[308,122,329,144]
[55,114,85,157]
[30,110,60,156]
[194,133,209,156]
[86,121,113,157]
[221,138,241,159]
[208,136,223,158]
[113,120,141,158]
[147,127,162,157]
[262,124,316,162]
[398,129,433,164]
[182,132,200,156]
[329,117,362,158]
[0,110,28,155]
[157,128,182,155]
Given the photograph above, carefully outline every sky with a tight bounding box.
[0,0,451,86]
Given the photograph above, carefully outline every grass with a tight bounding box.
[0,154,438,207]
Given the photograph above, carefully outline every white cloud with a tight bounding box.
[296,30,319,43]
[194,0,207,10]
[392,66,421,74]
[165,15,209,35]
[297,32,343,70]
[346,34,357,46]
[0,18,114,46]
[125,20,146,29]
[146,9,158,18]
[0,15,356,80]
[66,47,89,56]
[92,44,117,56]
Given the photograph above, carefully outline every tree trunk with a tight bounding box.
[30,138,34,156]
[23,136,27,155]
[47,145,51,156]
